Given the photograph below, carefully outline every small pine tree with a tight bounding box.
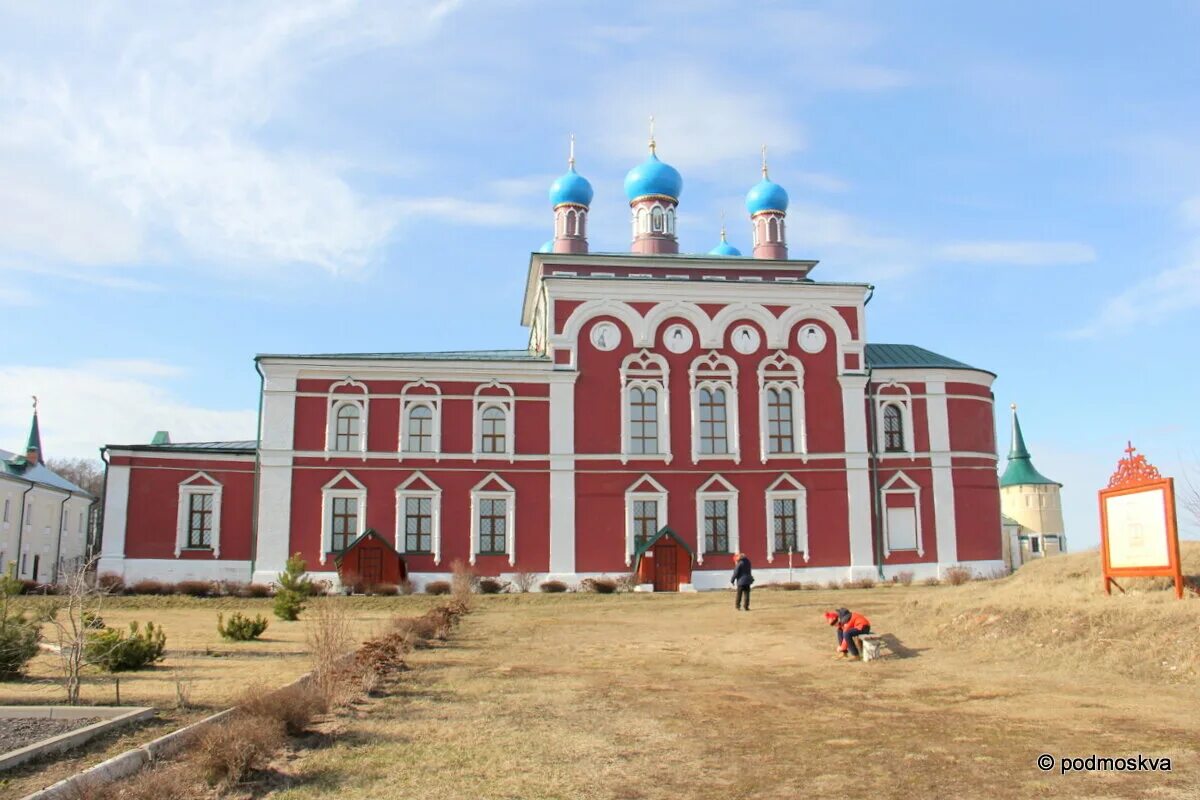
[273,553,313,621]
[0,575,41,678]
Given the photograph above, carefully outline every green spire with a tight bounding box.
[26,397,42,461]
[999,404,1058,487]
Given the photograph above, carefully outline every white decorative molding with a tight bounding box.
[473,381,516,462]
[395,471,443,565]
[624,475,668,566]
[398,380,442,460]
[469,473,517,566]
[757,351,807,462]
[875,381,916,456]
[620,349,671,463]
[764,473,809,564]
[320,470,367,565]
[175,472,222,558]
[325,378,369,459]
[881,471,923,557]
[689,351,739,464]
[695,474,739,565]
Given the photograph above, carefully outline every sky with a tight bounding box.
[1,1,1198,549]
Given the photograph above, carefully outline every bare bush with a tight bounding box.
[579,577,617,594]
[478,578,508,594]
[74,760,200,800]
[129,579,172,596]
[425,580,451,595]
[511,570,537,593]
[944,566,974,586]
[825,580,841,590]
[451,560,477,607]
[539,580,568,593]
[895,571,915,586]
[237,681,324,735]
[923,576,942,586]
[614,573,639,592]
[305,599,354,709]
[846,577,876,590]
[777,582,805,591]
[196,712,286,786]
[397,578,415,595]
[97,573,125,594]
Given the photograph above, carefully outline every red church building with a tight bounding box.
[98,138,1003,590]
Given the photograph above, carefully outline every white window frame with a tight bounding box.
[395,471,442,564]
[469,473,516,566]
[881,471,923,556]
[320,470,367,564]
[620,349,671,462]
[624,475,668,566]
[175,472,222,558]
[875,383,914,456]
[399,380,442,459]
[325,378,369,457]
[758,351,806,461]
[764,474,809,563]
[473,381,515,462]
[695,474,738,565]
[690,351,739,464]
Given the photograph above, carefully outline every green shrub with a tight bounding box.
[82,610,105,629]
[85,621,167,672]
[217,612,269,641]
[273,553,313,621]
[0,575,41,678]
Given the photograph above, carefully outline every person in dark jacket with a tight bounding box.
[730,553,754,610]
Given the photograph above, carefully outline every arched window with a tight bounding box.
[766,388,793,453]
[767,217,780,242]
[698,387,728,454]
[883,404,904,452]
[665,208,675,234]
[637,207,649,234]
[578,210,586,237]
[566,208,577,236]
[334,404,361,451]
[651,206,664,233]
[405,405,434,453]
[629,386,659,454]
[480,406,507,453]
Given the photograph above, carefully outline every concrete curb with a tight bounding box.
[0,708,155,773]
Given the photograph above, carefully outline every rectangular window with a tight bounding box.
[79,512,84,534]
[334,405,361,451]
[629,387,659,454]
[773,498,798,552]
[186,493,214,548]
[480,408,507,454]
[2,498,8,523]
[633,499,658,545]
[331,496,358,552]
[886,507,918,551]
[25,504,32,527]
[477,498,507,554]
[699,388,728,455]
[1030,536,1041,554]
[767,389,794,453]
[704,499,729,553]
[404,497,433,553]
[405,406,434,452]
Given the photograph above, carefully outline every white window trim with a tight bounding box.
[690,351,740,464]
[320,470,367,565]
[469,473,516,566]
[758,351,807,462]
[881,471,923,557]
[624,475,668,566]
[764,473,809,563]
[620,349,671,463]
[399,380,442,460]
[175,472,222,558]
[395,471,442,565]
[695,474,738,565]
[325,378,369,458]
[473,381,516,462]
[875,382,915,456]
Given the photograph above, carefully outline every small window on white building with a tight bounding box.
[25,503,32,527]
[4,497,10,523]
[1030,535,1042,554]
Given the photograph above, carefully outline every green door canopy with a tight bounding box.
[632,526,695,573]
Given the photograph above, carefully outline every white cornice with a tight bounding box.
[258,360,577,384]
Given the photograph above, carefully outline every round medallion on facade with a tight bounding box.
[798,324,827,354]
[731,325,761,354]
[589,321,621,351]
[663,324,693,353]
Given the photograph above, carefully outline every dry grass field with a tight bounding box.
[268,546,1200,800]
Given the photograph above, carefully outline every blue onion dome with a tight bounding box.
[745,176,789,215]
[624,151,683,203]
[708,229,742,257]
[548,165,594,208]
[539,240,554,253]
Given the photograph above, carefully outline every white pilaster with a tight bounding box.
[925,380,959,571]
[548,382,576,574]
[839,375,874,576]
[253,369,296,583]
[97,462,131,575]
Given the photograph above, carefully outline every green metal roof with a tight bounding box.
[865,343,988,373]
[631,526,695,574]
[999,407,1059,487]
[257,349,548,362]
[107,440,257,454]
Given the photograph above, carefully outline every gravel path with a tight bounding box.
[0,717,102,753]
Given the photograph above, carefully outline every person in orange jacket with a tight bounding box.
[826,607,871,659]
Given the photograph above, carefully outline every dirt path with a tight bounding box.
[268,592,1200,800]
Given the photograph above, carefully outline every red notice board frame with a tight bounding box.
[1098,443,1183,600]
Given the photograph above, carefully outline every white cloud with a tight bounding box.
[936,240,1096,266]
[0,285,36,307]
[0,2,464,277]
[0,361,256,460]
[1068,257,1200,339]
[393,197,544,230]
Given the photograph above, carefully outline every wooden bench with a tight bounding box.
[858,634,888,662]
